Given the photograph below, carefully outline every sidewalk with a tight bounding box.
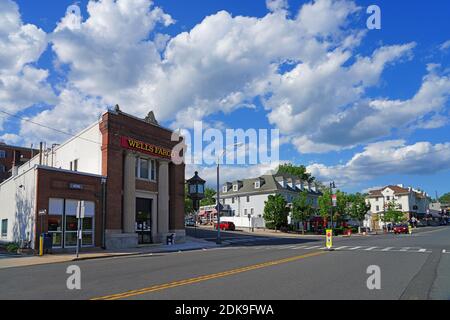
[0,236,220,270]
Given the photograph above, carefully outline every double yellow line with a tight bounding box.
[91,251,326,300]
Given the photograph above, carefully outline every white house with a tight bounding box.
[365,184,431,230]
[218,173,321,229]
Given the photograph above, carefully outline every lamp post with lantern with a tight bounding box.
[186,171,206,237]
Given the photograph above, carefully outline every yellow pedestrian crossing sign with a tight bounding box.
[326,229,333,249]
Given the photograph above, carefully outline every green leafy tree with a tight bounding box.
[439,192,450,204]
[277,163,315,183]
[184,185,194,216]
[318,189,332,225]
[382,200,405,224]
[334,190,349,226]
[263,194,289,231]
[348,193,370,226]
[292,190,314,234]
[200,188,216,206]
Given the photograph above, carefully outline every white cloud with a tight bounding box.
[266,0,288,13]
[440,40,450,51]
[0,133,21,145]
[19,87,106,145]
[0,0,55,113]
[187,162,281,188]
[307,140,450,186]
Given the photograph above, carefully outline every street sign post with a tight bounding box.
[326,229,333,250]
[76,201,85,258]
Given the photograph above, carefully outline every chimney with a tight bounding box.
[39,142,43,165]
[12,150,21,177]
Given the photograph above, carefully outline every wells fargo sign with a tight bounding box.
[120,137,172,160]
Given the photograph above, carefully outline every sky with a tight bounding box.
[0,0,449,196]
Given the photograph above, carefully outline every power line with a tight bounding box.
[0,109,102,146]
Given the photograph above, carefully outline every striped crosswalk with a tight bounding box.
[220,244,433,253]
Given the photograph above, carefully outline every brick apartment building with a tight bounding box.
[0,143,38,183]
[0,108,185,251]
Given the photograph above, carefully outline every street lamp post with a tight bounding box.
[186,172,206,238]
[216,143,244,244]
[330,181,336,230]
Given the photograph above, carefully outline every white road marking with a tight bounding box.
[334,246,349,250]
[418,249,427,253]
[304,245,322,250]
[381,247,394,251]
[400,247,410,252]
[291,245,309,250]
[349,246,362,250]
[364,247,377,251]
[443,249,447,253]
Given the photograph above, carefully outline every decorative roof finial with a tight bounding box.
[144,111,158,125]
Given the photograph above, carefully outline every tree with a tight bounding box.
[318,189,332,225]
[348,193,371,226]
[200,188,216,206]
[263,194,289,231]
[292,190,314,234]
[439,192,450,204]
[277,163,315,182]
[334,190,349,226]
[382,200,405,225]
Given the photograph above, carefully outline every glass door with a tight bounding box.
[136,198,152,244]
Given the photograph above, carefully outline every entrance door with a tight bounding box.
[136,198,152,244]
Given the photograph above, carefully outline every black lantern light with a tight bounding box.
[186,171,206,211]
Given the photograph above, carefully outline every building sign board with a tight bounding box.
[120,137,172,160]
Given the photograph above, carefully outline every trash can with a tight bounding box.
[43,233,53,253]
[166,233,175,245]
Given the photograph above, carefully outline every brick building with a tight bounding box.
[0,143,38,183]
[0,109,185,251]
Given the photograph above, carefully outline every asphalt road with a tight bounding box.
[0,226,449,300]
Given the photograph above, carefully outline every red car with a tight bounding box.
[214,221,236,231]
[393,224,409,234]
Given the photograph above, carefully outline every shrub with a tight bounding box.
[6,243,19,253]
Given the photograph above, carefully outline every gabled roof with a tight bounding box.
[220,174,322,197]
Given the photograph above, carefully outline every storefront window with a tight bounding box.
[48,198,63,248]
[82,201,95,247]
[64,200,79,248]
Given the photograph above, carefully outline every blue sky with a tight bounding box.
[1,0,450,196]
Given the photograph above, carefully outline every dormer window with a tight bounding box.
[233,184,238,192]
[223,186,227,193]
[255,181,260,189]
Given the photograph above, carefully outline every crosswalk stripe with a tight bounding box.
[381,247,394,251]
[334,246,349,250]
[364,247,377,251]
[349,246,362,250]
[291,245,308,250]
[419,249,427,252]
[305,245,322,250]
[400,247,410,252]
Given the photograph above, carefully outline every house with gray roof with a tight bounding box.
[217,173,322,229]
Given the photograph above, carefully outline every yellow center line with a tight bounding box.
[91,251,326,300]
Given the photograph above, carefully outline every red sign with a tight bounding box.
[120,136,172,160]
[331,194,337,207]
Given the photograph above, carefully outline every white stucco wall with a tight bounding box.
[53,122,102,175]
[0,167,37,247]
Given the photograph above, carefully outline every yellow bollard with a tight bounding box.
[39,234,44,256]
[408,225,412,235]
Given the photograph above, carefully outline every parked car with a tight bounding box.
[393,224,409,234]
[214,221,236,231]
[185,218,196,227]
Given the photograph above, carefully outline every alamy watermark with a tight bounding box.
[367,5,381,30]
[366,265,381,290]
[171,121,280,166]
[66,265,81,290]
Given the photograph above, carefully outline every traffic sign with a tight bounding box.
[326,229,333,249]
[331,194,337,207]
